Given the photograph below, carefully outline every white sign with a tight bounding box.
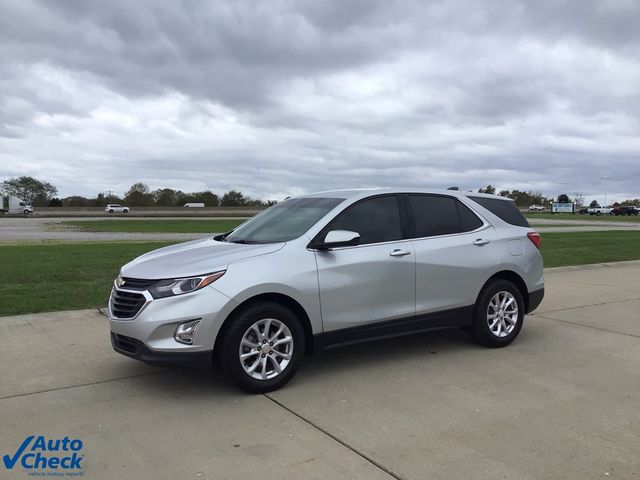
[552,202,574,213]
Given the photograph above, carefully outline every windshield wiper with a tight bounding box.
[228,239,265,244]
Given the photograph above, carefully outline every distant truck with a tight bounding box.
[528,204,545,211]
[611,206,639,216]
[183,203,205,208]
[587,206,613,215]
[1,195,33,215]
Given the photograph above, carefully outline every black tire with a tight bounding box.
[123,209,129,214]
[108,209,114,213]
[23,210,30,216]
[470,279,525,348]
[217,301,305,393]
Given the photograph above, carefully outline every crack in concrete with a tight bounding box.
[535,313,640,339]
[264,393,404,480]
[0,370,166,401]
[534,296,640,315]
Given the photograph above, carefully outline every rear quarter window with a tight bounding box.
[468,196,530,227]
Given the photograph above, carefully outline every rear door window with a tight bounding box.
[408,195,460,237]
[408,195,485,238]
[457,201,484,231]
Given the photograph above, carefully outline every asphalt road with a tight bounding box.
[1,216,640,243]
[1,262,639,479]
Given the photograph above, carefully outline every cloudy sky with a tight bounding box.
[1,0,639,203]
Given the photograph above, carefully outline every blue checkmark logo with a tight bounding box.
[3,435,34,469]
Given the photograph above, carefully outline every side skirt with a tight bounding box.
[313,305,473,352]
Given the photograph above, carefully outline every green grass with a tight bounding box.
[541,231,640,267]
[1,231,639,316]
[61,219,247,233]
[525,213,640,222]
[0,241,175,316]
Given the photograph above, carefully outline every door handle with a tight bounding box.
[390,249,412,257]
[473,238,491,246]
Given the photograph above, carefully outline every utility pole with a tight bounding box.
[601,177,610,206]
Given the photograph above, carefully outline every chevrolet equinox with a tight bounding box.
[109,188,544,393]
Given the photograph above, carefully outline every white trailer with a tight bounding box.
[0,195,33,215]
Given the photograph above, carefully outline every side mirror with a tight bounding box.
[317,230,360,250]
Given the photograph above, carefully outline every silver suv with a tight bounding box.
[109,189,544,393]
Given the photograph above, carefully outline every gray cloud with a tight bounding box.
[0,0,639,203]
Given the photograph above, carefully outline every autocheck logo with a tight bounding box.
[3,435,84,474]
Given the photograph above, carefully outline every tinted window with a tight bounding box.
[409,195,460,237]
[328,196,402,245]
[226,197,344,243]
[457,201,484,231]
[469,196,529,227]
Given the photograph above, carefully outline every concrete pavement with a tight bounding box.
[1,262,639,479]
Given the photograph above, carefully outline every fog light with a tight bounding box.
[174,319,201,345]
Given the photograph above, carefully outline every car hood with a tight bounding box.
[121,237,285,280]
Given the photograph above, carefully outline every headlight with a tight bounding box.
[148,271,225,299]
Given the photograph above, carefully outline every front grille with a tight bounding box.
[111,333,141,354]
[120,277,155,290]
[110,289,146,319]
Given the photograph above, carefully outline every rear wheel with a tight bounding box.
[217,302,305,393]
[471,279,525,348]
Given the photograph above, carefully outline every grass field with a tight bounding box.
[1,231,639,316]
[525,213,640,222]
[62,219,247,233]
[539,231,640,268]
[0,241,174,316]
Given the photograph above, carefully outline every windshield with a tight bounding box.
[225,197,344,243]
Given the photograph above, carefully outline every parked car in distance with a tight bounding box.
[587,206,612,215]
[105,204,129,214]
[109,188,544,393]
[1,195,33,215]
[611,206,639,216]
[183,203,205,208]
[528,204,545,211]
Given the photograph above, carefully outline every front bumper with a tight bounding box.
[111,333,212,367]
[108,284,238,363]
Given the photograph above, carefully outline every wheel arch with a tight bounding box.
[214,292,315,359]
[478,270,530,313]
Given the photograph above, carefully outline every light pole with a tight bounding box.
[601,177,610,206]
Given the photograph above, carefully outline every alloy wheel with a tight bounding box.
[487,291,519,338]
[239,318,294,380]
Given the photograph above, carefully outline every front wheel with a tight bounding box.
[23,209,30,216]
[217,302,305,393]
[470,279,525,348]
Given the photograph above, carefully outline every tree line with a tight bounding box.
[2,176,638,208]
[476,184,639,207]
[1,177,275,208]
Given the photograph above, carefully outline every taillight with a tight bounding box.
[527,232,542,249]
